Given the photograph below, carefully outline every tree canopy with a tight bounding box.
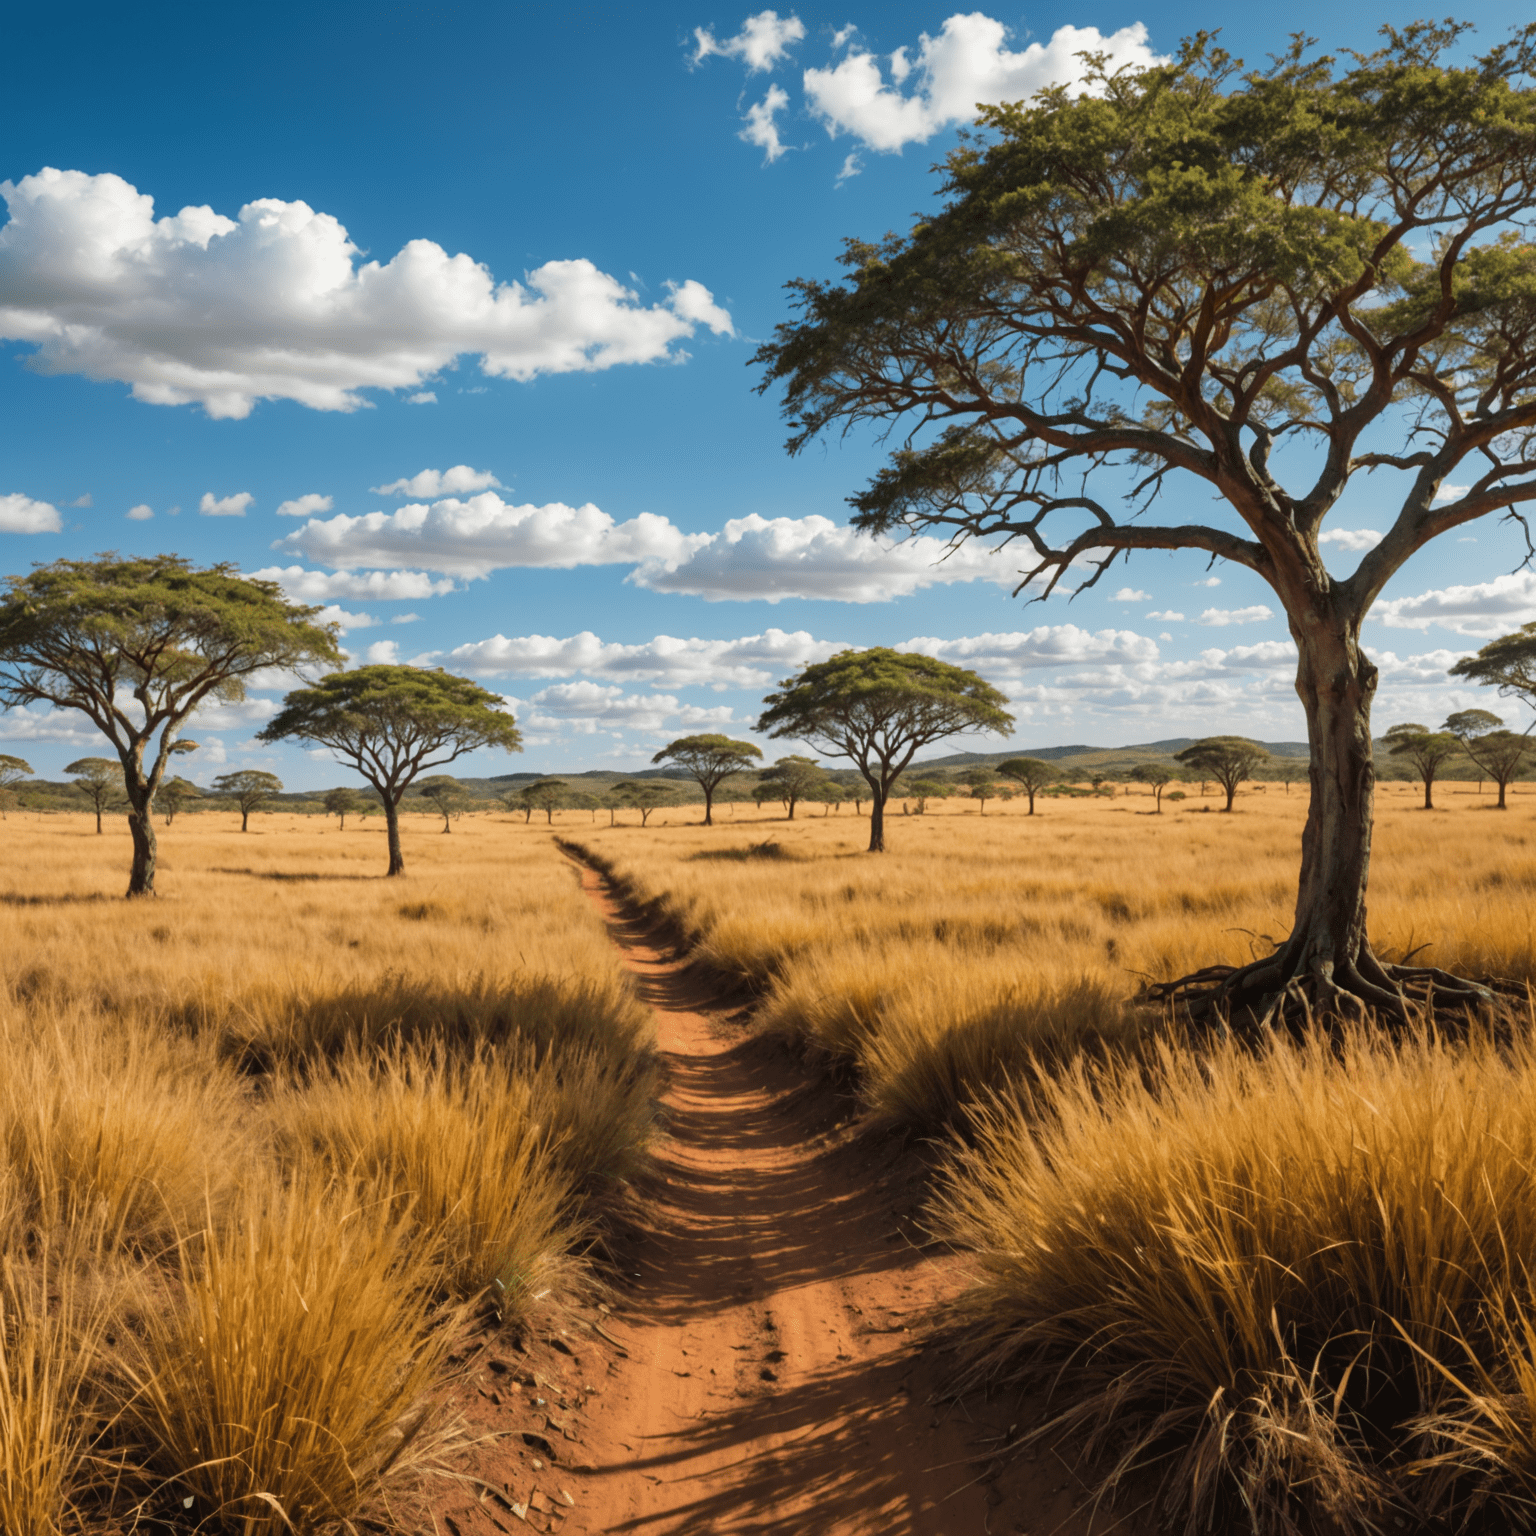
[755,754,827,820]
[1383,722,1461,809]
[1128,760,1184,812]
[258,665,520,876]
[0,555,340,894]
[651,734,763,826]
[755,24,1536,1017]
[997,757,1062,814]
[212,769,284,831]
[0,754,31,792]
[757,648,1013,851]
[1174,738,1269,812]
[65,756,124,834]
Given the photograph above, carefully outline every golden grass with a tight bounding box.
[937,1025,1536,1531]
[569,781,1536,1527]
[0,811,654,1534]
[571,779,1536,1130]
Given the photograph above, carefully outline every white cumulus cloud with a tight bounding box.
[898,626,1159,678]
[693,10,806,70]
[631,512,1018,602]
[1319,527,1383,552]
[278,492,706,579]
[371,465,501,498]
[248,565,458,602]
[0,492,61,534]
[741,84,793,162]
[275,493,333,519]
[526,681,735,737]
[440,628,837,689]
[1146,609,1184,621]
[1197,605,1275,627]
[1372,571,1536,637]
[1111,587,1151,601]
[0,168,734,419]
[803,15,1162,153]
[1433,484,1472,504]
[126,503,154,521]
[200,491,252,518]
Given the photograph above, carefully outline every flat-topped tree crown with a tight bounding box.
[757,23,1536,1020]
[651,734,763,826]
[258,664,520,876]
[1174,737,1268,812]
[0,554,339,894]
[758,648,1012,852]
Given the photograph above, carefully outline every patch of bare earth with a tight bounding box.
[431,854,1144,1536]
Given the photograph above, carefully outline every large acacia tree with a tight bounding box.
[757,25,1536,1019]
[758,648,1013,851]
[0,556,340,895]
[258,665,521,876]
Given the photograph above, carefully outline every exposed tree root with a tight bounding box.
[1144,945,1528,1040]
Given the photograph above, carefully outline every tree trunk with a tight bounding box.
[1267,621,1380,1003]
[126,800,157,897]
[1423,775,1434,811]
[702,785,714,826]
[385,799,406,876]
[1223,781,1237,812]
[241,807,250,831]
[868,791,886,853]
[1498,778,1509,809]
[95,805,103,834]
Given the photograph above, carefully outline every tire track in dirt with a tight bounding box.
[556,849,1121,1536]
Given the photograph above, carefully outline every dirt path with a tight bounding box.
[437,854,1127,1536]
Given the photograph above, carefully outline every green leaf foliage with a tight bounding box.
[258,665,521,803]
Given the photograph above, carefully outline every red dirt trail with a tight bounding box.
[436,853,1136,1536]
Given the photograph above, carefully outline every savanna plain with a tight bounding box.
[5,782,1536,1536]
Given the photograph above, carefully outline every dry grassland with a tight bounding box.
[569,780,1536,1530]
[0,811,654,1536]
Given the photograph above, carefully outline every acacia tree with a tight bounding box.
[758,649,1012,852]
[756,26,1536,1016]
[0,556,340,895]
[0,754,31,821]
[1175,738,1269,812]
[65,756,126,833]
[258,666,521,876]
[902,775,953,814]
[1128,761,1181,812]
[651,735,762,826]
[627,782,676,826]
[1445,708,1532,807]
[998,757,1062,814]
[1383,723,1460,810]
[160,776,201,825]
[521,779,567,825]
[960,764,1000,813]
[213,770,283,832]
[755,754,827,820]
[417,774,467,832]
[324,786,364,829]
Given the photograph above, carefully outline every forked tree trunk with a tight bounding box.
[126,798,157,897]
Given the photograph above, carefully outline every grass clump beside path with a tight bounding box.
[0,814,657,1535]
[939,1024,1536,1532]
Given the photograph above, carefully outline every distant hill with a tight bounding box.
[915,737,1312,771]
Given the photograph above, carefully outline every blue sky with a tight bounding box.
[2,0,1533,787]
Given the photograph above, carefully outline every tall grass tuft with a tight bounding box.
[272,1045,577,1317]
[0,1238,107,1536]
[124,1174,452,1536]
[936,1023,1536,1531]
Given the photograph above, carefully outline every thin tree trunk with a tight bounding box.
[868,791,886,853]
[385,799,406,876]
[1223,781,1237,812]
[95,804,103,834]
[702,785,714,826]
[1498,777,1509,809]
[241,807,250,831]
[1423,775,1434,811]
[126,798,157,897]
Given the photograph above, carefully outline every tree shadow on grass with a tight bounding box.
[209,866,381,882]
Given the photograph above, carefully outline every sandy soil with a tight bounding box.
[432,854,1142,1536]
